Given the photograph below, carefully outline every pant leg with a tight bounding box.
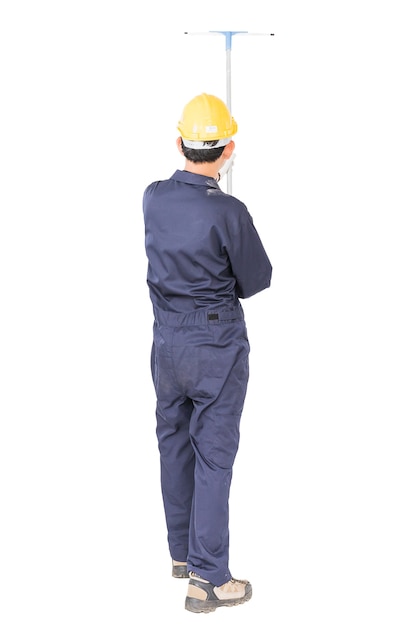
[151,330,195,562]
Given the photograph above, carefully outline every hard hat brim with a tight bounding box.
[181,138,232,149]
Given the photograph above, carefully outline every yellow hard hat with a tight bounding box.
[177,93,238,147]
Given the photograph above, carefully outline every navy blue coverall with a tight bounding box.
[143,169,272,587]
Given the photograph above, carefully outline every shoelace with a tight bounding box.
[220,578,244,591]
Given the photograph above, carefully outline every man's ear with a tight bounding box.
[223,140,235,159]
[176,137,184,154]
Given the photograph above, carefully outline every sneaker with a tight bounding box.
[185,572,252,613]
[172,560,189,579]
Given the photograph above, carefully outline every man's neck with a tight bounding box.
[183,160,219,181]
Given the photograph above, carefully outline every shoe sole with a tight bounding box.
[185,587,252,613]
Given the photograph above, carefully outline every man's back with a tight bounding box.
[143,169,272,313]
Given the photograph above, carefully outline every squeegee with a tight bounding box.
[184,30,274,193]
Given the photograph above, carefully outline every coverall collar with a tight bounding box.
[171,169,220,190]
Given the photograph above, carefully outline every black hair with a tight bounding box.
[180,138,225,163]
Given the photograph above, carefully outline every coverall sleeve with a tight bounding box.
[227,211,272,299]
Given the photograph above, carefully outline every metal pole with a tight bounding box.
[184,30,275,194]
[209,32,247,193]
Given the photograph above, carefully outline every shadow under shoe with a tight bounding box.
[172,560,189,579]
[185,572,252,613]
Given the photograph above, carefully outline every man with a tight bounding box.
[143,93,272,613]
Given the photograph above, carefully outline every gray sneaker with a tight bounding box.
[172,560,189,579]
[185,572,252,613]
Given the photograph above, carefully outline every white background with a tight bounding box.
[1,1,416,624]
